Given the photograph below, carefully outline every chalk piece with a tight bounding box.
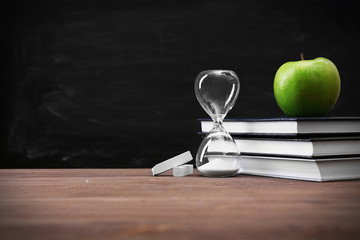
[152,151,193,176]
[172,164,194,177]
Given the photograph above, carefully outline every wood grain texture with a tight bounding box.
[1,169,360,240]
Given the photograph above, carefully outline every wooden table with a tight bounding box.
[1,169,360,240]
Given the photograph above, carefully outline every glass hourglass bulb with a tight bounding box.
[194,70,241,177]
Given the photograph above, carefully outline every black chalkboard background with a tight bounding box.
[1,0,360,168]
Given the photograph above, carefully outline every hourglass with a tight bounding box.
[195,70,241,177]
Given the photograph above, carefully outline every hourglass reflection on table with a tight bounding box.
[195,70,241,177]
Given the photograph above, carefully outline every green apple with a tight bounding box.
[274,54,341,117]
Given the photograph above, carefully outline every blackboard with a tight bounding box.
[2,0,360,168]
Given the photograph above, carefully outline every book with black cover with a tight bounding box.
[239,155,360,182]
[234,136,360,158]
[199,117,360,136]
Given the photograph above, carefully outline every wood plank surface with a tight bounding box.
[0,169,360,240]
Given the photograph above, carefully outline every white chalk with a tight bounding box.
[172,164,194,177]
[152,151,193,176]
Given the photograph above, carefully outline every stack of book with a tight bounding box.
[199,117,360,181]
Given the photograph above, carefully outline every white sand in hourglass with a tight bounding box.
[198,155,240,177]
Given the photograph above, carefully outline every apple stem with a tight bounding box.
[301,52,304,60]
